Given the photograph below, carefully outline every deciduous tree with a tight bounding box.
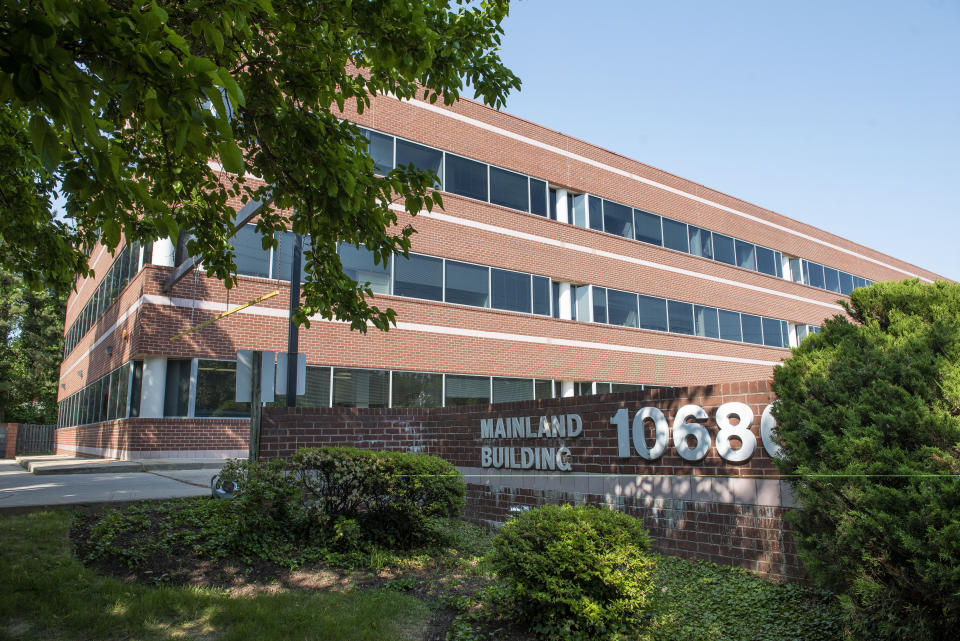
[0,0,520,330]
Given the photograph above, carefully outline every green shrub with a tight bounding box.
[217,457,306,538]
[489,504,656,641]
[289,447,465,547]
[772,280,960,641]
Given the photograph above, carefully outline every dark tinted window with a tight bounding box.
[823,267,841,293]
[361,128,394,175]
[491,268,531,313]
[233,225,273,278]
[551,281,560,318]
[446,260,489,307]
[489,166,528,211]
[391,371,442,408]
[713,233,736,265]
[807,261,825,289]
[163,359,191,417]
[195,360,249,417]
[276,231,307,283]
[535,379,554,399]
[634,210,662,245]
[445,375,489,406]
[333,368,389,408]
[446,154,488,201]
[662,218,689,252]
[530,179,548,216]
[839,271,854,295]
[762,317,784,347]
[394,253,443,301]
[668,300,694,335]
[592,286,607,323]
[493,377,533,403]
[741,313,763,345]
[735,240,757,271]
[607,289,638,327]
[638,295,668,332]
[549,188,558,220]
[588,195,604,231]
[718,309,742,342]
[532,275,551,315]
[272,365,331,408]
[688,226,712,259]
[853,276,868,289]
[756,246,778,276]
[694,305,720,339]
[396,139,442,185]
[603,200,633,239]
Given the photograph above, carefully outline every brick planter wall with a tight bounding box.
[55,418,248,459]
[260,379,803,581]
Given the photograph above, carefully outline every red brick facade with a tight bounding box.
[256,379,802,580]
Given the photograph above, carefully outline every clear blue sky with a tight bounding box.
[494,0,959,280]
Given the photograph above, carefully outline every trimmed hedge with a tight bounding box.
[218,446,466,549]
[489,504,656,641]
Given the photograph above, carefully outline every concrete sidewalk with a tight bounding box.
[16,454,226,475]
[0,459,223,509]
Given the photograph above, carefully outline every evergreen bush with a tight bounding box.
[488,504,656,641]
[772,280,960,641]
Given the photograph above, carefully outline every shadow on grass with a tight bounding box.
[0,509,431,641]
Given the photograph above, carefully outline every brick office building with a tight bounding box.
[54,91,946,460]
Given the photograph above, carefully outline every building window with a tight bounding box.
[338,244,390,295]
[638,295,668,332]
[333,368,389,408]
[603,200,633,239]
[570,193,588,227]
[489,166,529,211]
[662,218,689,252]
[756,246,778,276]
[534,379,555,399]
[391,371,442,408]
[232,224,275,279]
[532,276,551,316]
[446,153,489,202]
[607,289,638,328]
[694,305,720,339]
[588,195,604,231]
[667,300,694,335]
[839,271,855,295]
[713,233,736,266]
[445,260,489,307]
[276,231,307,283]
[718,309,742,342]
[444,375,489,406]
[741,313,764,345]
[634,210,662,246]
[735,240,757,271]
[688,226,713,259]
[195,360,249,417]
[396,139,442,186]
[592,286,608,324]
[163,359,192,417]
[393,253,443,301]
[762,317,784,348]
[492,377,534,403]
[530,178,548,217]
[491,268,531,313]
[271,365,331,408]
[823,267,841,293]
[360,128,394,175]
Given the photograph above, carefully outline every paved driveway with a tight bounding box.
[0,461,217,509]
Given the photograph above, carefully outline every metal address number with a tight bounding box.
[613,403,783,462]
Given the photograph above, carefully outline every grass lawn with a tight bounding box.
[1,502,841,641]
[0,509,431,641]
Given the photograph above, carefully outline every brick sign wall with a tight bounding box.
[261,379,803,581]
